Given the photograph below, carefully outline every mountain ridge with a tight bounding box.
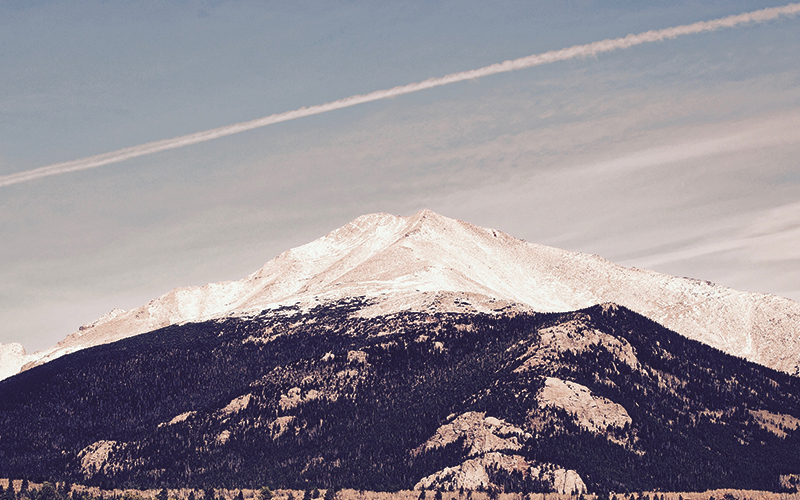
[2,300,800,492]
[4,209,800,378]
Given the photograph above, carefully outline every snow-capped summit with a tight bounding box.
[8,209,800,379]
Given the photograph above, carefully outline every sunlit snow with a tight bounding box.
[6,209,800,380]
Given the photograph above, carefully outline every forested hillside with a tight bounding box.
[1,299,799,493]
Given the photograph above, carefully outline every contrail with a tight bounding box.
[3,3,799,188]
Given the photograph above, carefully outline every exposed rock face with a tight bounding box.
[279,387,321,411]
[219,393,251,417]
[779,474,800,492]
[216,430,231,445]
[515,316,640,373]
[417,412,528,457]
[78,440,118,480]
[414,412,586,494]
[750,409,800,438]
[414,452,586,494]
[270,416,296,440]
[549,469,587,496]
[536,377,632,433]
[158,411,195,428]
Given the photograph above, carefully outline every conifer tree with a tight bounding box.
[39,483,59,500]
[4,483,15,500]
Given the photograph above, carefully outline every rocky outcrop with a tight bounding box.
[414,452,586,494]
[219,393,251,417]
[535,377,632,433]
[77,440,119,480]
[750,409,800,438]
[414,412,586,494]
[158,411,195,428]
[416,412,528,457]
[515,317,640,373]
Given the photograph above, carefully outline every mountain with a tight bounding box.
[7,209,800,379]
[2,210,800,493]
[1,300,799,493]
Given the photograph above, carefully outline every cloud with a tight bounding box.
[620,201,800,271]
[568,110,800,178]
[2,2,799,188]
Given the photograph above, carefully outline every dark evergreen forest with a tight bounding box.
[1,299,799,493]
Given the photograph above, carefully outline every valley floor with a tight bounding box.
[2,481,799,500]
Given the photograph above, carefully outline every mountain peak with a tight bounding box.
[8,210,800,379]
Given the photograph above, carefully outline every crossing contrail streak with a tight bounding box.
[3,2,799,188]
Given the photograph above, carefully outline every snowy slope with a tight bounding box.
[0,342,32,380]
[8,209,800,379]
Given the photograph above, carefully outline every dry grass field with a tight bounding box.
[3,481,799,500]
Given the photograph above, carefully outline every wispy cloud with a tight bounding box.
[2,2,798,188]
[568,110,800,177]
[620,201,800,270]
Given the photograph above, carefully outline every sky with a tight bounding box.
[1,1,799,353]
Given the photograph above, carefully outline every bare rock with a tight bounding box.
[414,452,586,494]
[536,377,632,433]
[515,317,640,373]
[416,411,528,457]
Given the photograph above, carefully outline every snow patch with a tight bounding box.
[0,342,30,381]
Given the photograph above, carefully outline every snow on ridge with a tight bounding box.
[0,342,32,380]
[6,209,800,381]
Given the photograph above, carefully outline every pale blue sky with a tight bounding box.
[2,1,799,351]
